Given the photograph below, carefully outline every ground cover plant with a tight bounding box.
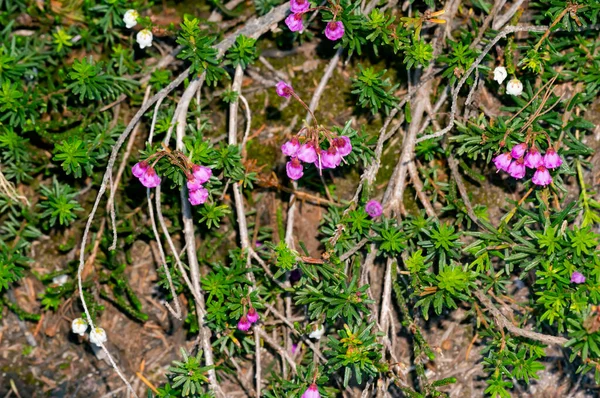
[1,0,600,396]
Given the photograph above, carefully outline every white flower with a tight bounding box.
[52,274,68,286]
[493,66,507,84]
[136,29,153,49]
[89,327,107,346]
[123,9,139,29]
[308,325,325,340]
[506,78,523,96]
[71,318,88,336]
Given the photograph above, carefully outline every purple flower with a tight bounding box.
[276,81,293,98]
[289,269,302,284]
[282,137,300,157]
[532,166,552,186]
[187,176,203,191]
[301,384,321,398]
[188,187,209,206]
[324,21,344,41]
[321,147,341,169]
[365,200,383,218]
[237,315,252,331]
[247,307,259,323]
[571,271,586,284]
[132,161,148,178]
[286,158,304,180]
[335,136,352,157]
[285,13,304,32]
[493,153,512,172]
[140,168,161,188]
[524,148,543,169]
[543,148,562,169]
[290,0,309,13]
[508,159,526,179]
[192,165,212,184]
[297,142,318,163]
[291,343,299,354]
[510,143,528,159]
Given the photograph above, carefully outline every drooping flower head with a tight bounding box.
[286,157,304,180]
[301,384,321,398]
[285,13,304,32]
[132,161,148,178]
[188,187,209,206]
[508,158,526,179]
[506,78,523,96]
[571,271,586,284]
[493,66,507,84]
[247,307,259,323]
[276,81,294,98]
[192,164,212,184]
[493,153,512,172]
[237,315,252,331]
[282,137,300,157]
[140,168,161,188]
[532,166,552,186]
[297,142,318,163]
[524,148,543,169]
[136,29,153,49]
[324,21,345,41]
[123,9,139,29]
[365,200,383,218]
[71,318,88,336]
[90,327,107,346]
[290,0,310,13]
[334,136,352,157]
[543,148,562,169]
[510,143,528,159]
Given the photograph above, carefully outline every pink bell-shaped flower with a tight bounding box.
[335,136,352,157]
[237,315,252,331]
[532,166,552,186]
[132,161,148,178]
[140,168,161,188]
[285,13,304,32]
[290,0,309,13]
[321,147,341,169]
[493,153,512,172]
[301,384,321,398]
[510,143,528,159]
[524,148,543,169]
[571,271,586,284]
[508,159,526,179]
[324,21,344,41]
[298,142,318,163]
[286,157,304,180]
[543,148,562,169]
[276,81,293,98]
[247,307,259,323]
[188,187,209,206]
[365,200,383,218]
[282,137,300,157]
[192,165,212,184]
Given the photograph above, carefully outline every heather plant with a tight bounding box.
[2,0,600,397]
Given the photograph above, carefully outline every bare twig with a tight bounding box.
[474,289,568,346]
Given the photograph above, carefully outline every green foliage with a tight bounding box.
[38,178,83,227]
[177,16,224,85]
[167,348,213,397]
[226,35,258,69]
[67,57,136,102]
[351,66,399,115]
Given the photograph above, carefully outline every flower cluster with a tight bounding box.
[284,0,345,41]
[132,152,212,206]
[71,318,108,347]
[492,67,523,96]
[276,82,353,180]
[237,307,260,331]
[123,9,153,49]
[493,143,562,186]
